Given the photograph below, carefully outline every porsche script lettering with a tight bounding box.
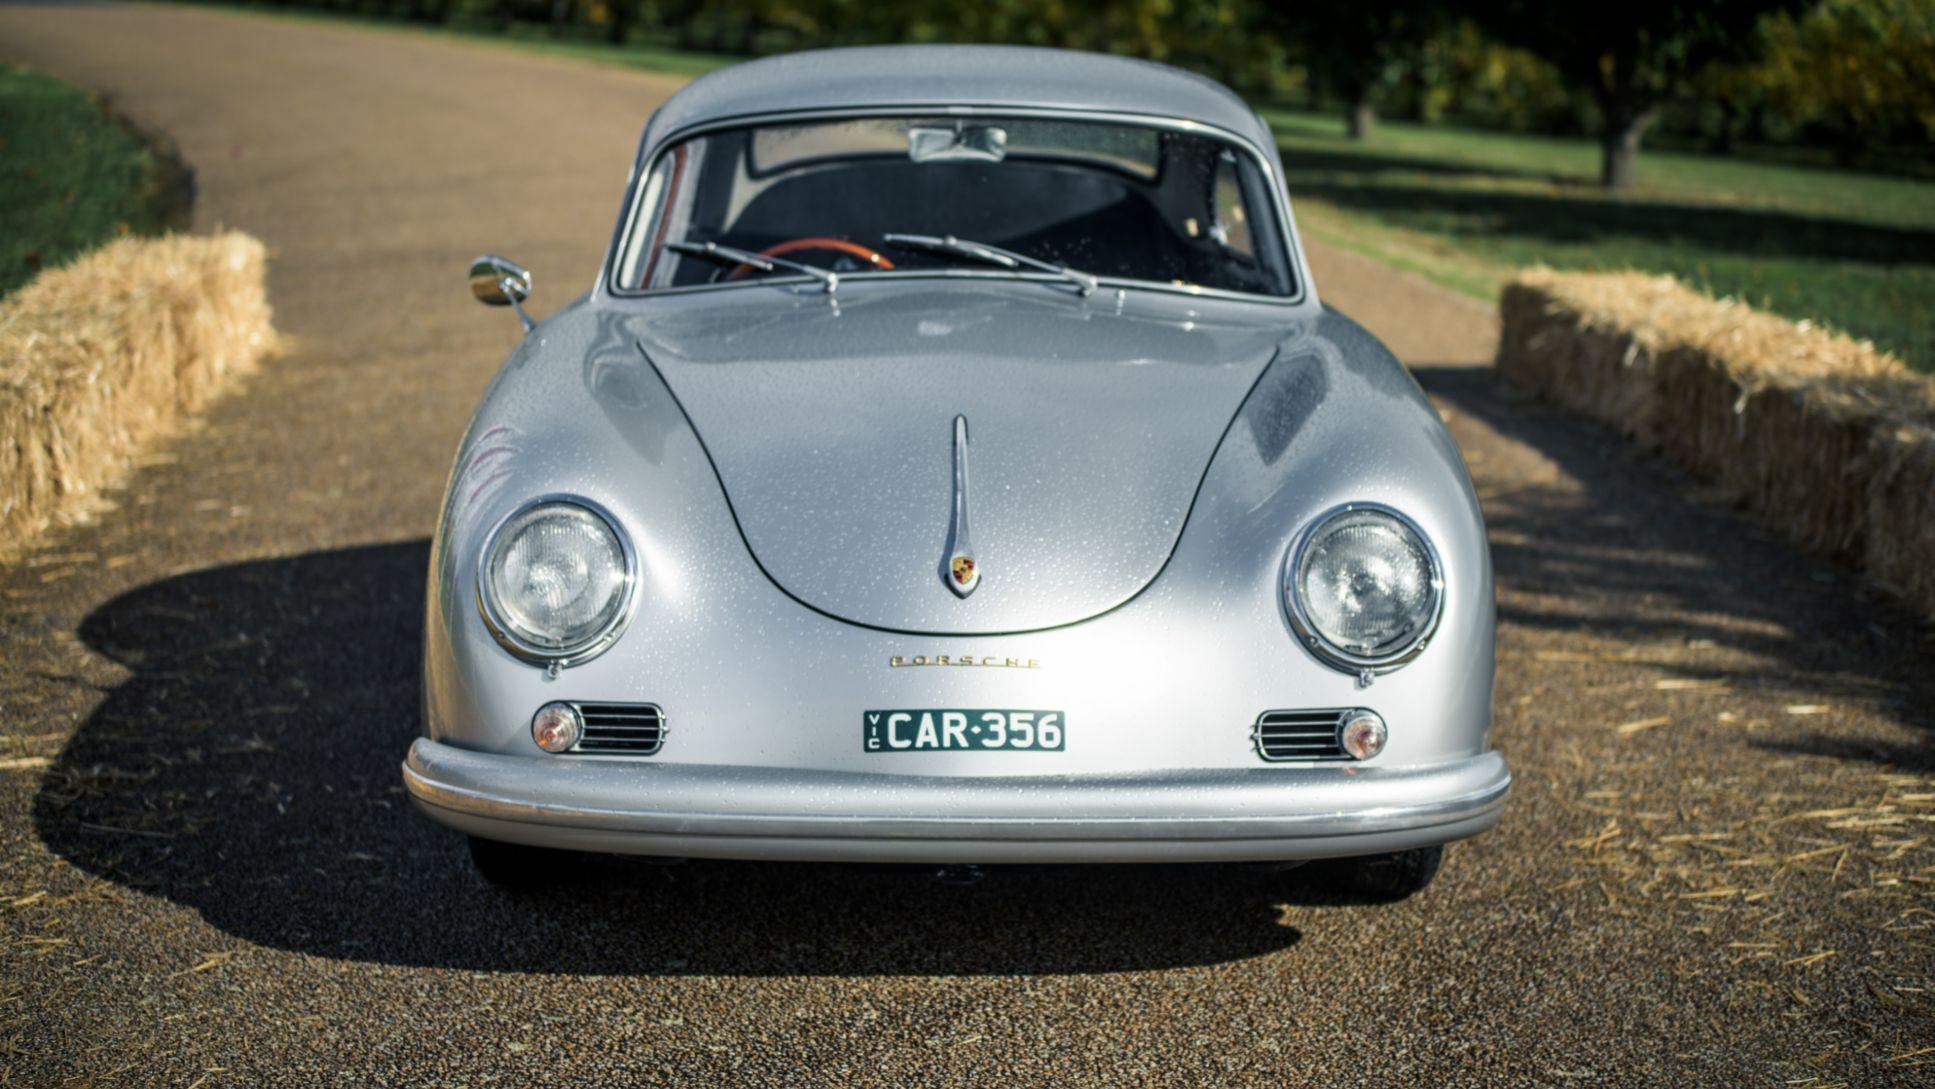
[889,654,1041,669]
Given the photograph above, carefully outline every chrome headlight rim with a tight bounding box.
[1283,501,1445,675]
[475,494,639,668]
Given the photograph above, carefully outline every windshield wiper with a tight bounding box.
[882,233,1098,296]
[667,239,839,294]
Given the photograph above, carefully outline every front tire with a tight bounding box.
[467,835,574,889]
[1340,845,1443,900]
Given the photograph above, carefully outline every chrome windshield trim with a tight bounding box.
[607,267,1301,309]
[605,104,1307,307]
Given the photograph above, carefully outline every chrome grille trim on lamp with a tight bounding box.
[571,702,666,755]
[1252,709,1351,761]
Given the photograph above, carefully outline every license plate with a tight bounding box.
[864,709,1065,752]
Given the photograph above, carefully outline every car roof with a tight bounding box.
[640,44,1273,152]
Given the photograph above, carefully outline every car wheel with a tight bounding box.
[467,835,574,889]
[1341,845,1443,900]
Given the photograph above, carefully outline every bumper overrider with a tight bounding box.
[403,739,1510,864]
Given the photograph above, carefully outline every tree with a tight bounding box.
[1260,1,1448,140]
[1760,0,1935,156]
[1476,0,1802,188]
[599,0,634,43]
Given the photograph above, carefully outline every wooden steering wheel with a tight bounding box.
[726,237,895,280]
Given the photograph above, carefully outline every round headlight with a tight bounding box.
[1286,505,1442,672]
[479,499,634,663]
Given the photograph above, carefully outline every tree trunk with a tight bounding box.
[1834,107,1863,168]
[1347,96,1376,141]
[731,11,759,54]
[1599,103,1656,189]
[1709,100,1737,155]
[1747,104,1768,144]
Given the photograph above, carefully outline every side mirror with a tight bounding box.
[468,254,535,333]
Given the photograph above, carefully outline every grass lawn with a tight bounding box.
[1264,109,1935,372]
[0,65,181,299]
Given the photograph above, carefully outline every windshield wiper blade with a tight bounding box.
[667,239,838,294]
[882,233,1098,296]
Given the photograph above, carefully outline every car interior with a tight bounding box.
[622,118,1296,297]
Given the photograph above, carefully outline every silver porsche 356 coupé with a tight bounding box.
[404,45,1510,897]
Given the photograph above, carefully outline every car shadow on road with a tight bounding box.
[1413,362,1935,766]
[32,541,1390,976]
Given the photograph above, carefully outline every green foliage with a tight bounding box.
[175,0,1935,169]
[1258,2,1446,100]
[1395,20,1578,132]
[1761,0,1935,141]
[1663,1,1934,169]
[1477,0,1802,112]
[0,65,169,298]
[1472,0,1807,185]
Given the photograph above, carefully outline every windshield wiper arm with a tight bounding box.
[667,239,838,294]
[882,233,1098,296]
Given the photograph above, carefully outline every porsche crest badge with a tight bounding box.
[944,415,981,597]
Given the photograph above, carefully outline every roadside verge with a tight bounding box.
[1498,270,1935,621]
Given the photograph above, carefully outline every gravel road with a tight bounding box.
[1,6,1930,1086]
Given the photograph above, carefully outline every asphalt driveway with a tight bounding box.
[1,6,1930,1086]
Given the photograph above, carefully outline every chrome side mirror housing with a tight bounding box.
[468,254,535,333]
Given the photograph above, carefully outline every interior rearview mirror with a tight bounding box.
[908,124,1007,164]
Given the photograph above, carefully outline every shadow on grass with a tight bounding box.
[1281,145,1578,188]
[30,541,1417,976]
[1290,180,1935,266]
[1413,363,1935,768]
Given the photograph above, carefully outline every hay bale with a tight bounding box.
[0,232,277,556]
[1866,423,1935,619]
[1495,268,1935,620]
[1498,280,1662,446]
[1651,342,1742,482]
[1495,282,1564,400]
[1725,383,1897,560]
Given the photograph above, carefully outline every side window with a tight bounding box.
[619,152,676,290]
[1210,151,1256,259]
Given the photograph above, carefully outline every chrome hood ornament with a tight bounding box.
[944,414,980,597]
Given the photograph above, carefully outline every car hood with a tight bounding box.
[632,283,1289,634]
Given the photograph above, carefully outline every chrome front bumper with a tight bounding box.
[403,739,1510,863]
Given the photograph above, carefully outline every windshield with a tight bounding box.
[614,114,1297,299]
